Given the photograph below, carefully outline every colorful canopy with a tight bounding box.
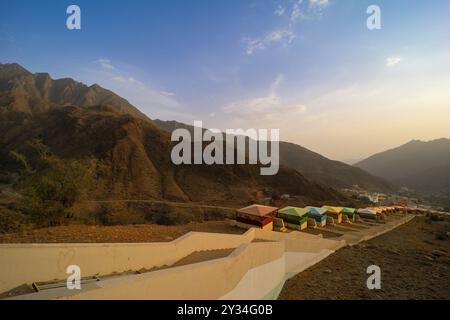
[342,207,356,214]
[236,204,278,217]
[278,206,308,226]
[322,206,344,213]
[357,208,377,215]
[305,206,327,215]
[369,207,385,214]
[278,206,309,217]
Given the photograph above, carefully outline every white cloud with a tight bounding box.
[275,6,286,16]
[290,0,331,24]
[223,75,307,120]
[308,0,330,10]
[290,0,307,24]
[112,75,144,86]
[160,91,176,97]
[86,58,183,120]
[97,58,115,70]
[244,0,333,55]
[245,30,295,55]
[386,57,402,67]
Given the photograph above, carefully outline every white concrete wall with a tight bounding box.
[218,249,337,300]
[218,256,286,300]
[2,228,347,300]
[0,229,256,293]
[58,242,285,300]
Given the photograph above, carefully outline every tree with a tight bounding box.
[11,140,95,225]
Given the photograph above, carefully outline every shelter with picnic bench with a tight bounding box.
[277,206,309,231]
[234,204,278,231]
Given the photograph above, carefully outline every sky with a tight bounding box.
[1,0,450,161]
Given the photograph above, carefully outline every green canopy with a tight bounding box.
[342,207,357,221]
[278,206,308,225]
[278,206,309,217]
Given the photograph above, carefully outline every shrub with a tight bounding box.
[203,209,226,221]
[155,211,194,225]
[430,214,443,222]
[271,192,281,200]
[435,232,446,241]
[93,205,112,225]
[11,140,96,226]
[0,207,27,233]
[0,173,13,184]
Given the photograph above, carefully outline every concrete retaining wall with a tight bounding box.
[2,214,414,300]
[2,229,344,300]
[10,241,285,300]
[219,249,336,300]
[0,229,256,293]
[68,241,286,300]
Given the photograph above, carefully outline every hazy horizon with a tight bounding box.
[1,0,450,161]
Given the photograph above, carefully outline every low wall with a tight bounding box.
[219,249,336,300]
[12,243,340,300]
[219,255,286,300]
[0,229,256,293]
[254,229,346,253]
[2,228,346,299]
[64,241,285,300]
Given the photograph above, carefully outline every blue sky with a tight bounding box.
[1,0,450,161]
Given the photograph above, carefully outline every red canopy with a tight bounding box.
[236,204,278,217]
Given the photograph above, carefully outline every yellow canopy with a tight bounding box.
[322,206,344,214]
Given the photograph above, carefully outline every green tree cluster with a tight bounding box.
[11,140,95,225]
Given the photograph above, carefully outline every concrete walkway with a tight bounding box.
[337,214,415,246]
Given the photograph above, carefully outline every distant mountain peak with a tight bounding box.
[0,62,150,121]
[0,62,32,78]
[406,138,449,145]
[89,83,102,90]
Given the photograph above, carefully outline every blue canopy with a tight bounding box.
[305,206,327,215]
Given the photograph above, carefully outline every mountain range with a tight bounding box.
[154,120,394,192]
[0,63,348,210]
[355,139,450,194]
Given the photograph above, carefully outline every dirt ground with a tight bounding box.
[0,220,244,243]
[279,215,450,300]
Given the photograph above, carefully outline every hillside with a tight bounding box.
[154,120,394,192]
[0,63,349,223]
[0,106,344,202]
[355,139,450,193]
[278,142,393,192]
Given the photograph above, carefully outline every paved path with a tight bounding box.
[87,199,236,211]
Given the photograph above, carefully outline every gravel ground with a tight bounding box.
[0,220,244,243]
[279,215,450,300]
